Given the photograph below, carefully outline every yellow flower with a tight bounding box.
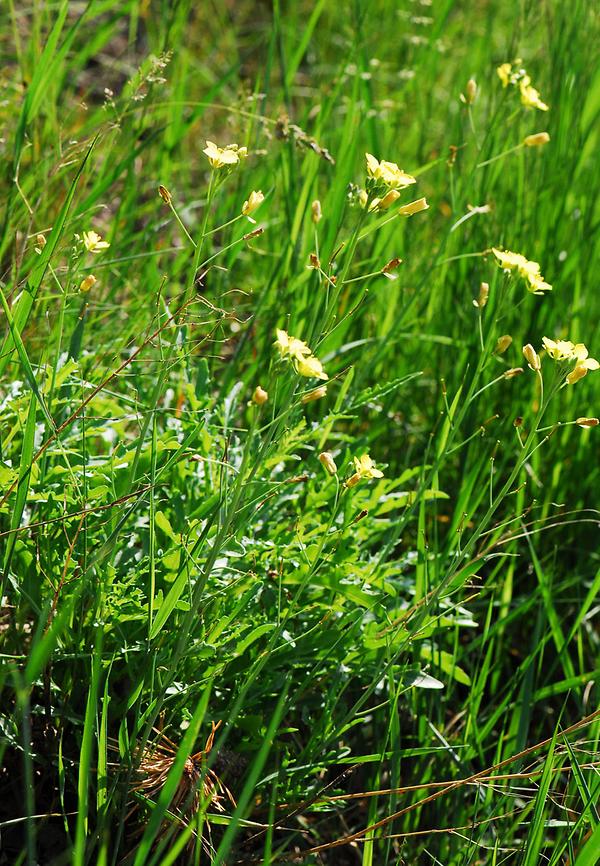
[79,274,97,293]
[492,247,528,271]
[345,453,384,488]
[297,354,328,380]
[274,329,311,360]
[83,230,110,253]
[398,197,429,216]
[524,132,550,147]
[541,337,576,361]
[541,337,599,383]
[365,153,416,189]
[527,274,552,295]
[519,80,549,111]
[319,451,337,475]
[497,62,549,111]
[492,247,552,295]
[523,344,541,371]
[353,453,384,479]
[497,62,513,88]
[203,139,240,169]
[242,190,264,218]
[311,200,322,223]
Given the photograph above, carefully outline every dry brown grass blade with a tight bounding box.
[126,720,236,853]
[297,708,600,857]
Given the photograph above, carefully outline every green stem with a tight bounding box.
[188,169,216,294]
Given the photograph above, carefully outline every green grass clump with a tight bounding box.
[1,1,599,864]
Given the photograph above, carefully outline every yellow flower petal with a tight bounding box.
[398,197,429,216]
[497,63,512,88]
[520,81,549,111]
[297,355,328,380]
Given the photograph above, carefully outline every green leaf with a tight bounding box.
[420,647,471,686]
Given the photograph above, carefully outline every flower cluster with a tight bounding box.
[274,329,328,381]
[522,338,599,385]
[492,247,552,295]
[357,153,428,215]
[497,61,549,111]
[541,337,599,385]
[203,140,248,170]
[366,153,416,190]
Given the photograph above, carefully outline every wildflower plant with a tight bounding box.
[0,4,598,866]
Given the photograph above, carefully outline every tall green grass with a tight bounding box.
[1,1,599,864]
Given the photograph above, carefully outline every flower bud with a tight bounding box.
[474,281,489,309]
[318,451,337,475]
[36,233,47,249]
[504,367,523,379]
[576,417,599,427]
[523,343,541,371]
[524,132,550,147]
[252,385,269,405]
[79,274,97,293]
[495,334,512,354]
[302,385,327,403]
[309,253,320,269]
[376,189,401,210]
[465,78,478,104]
[344,472,362,489]
[158,185,172,204]
[311,199,322,223]
[242,190,264,217]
